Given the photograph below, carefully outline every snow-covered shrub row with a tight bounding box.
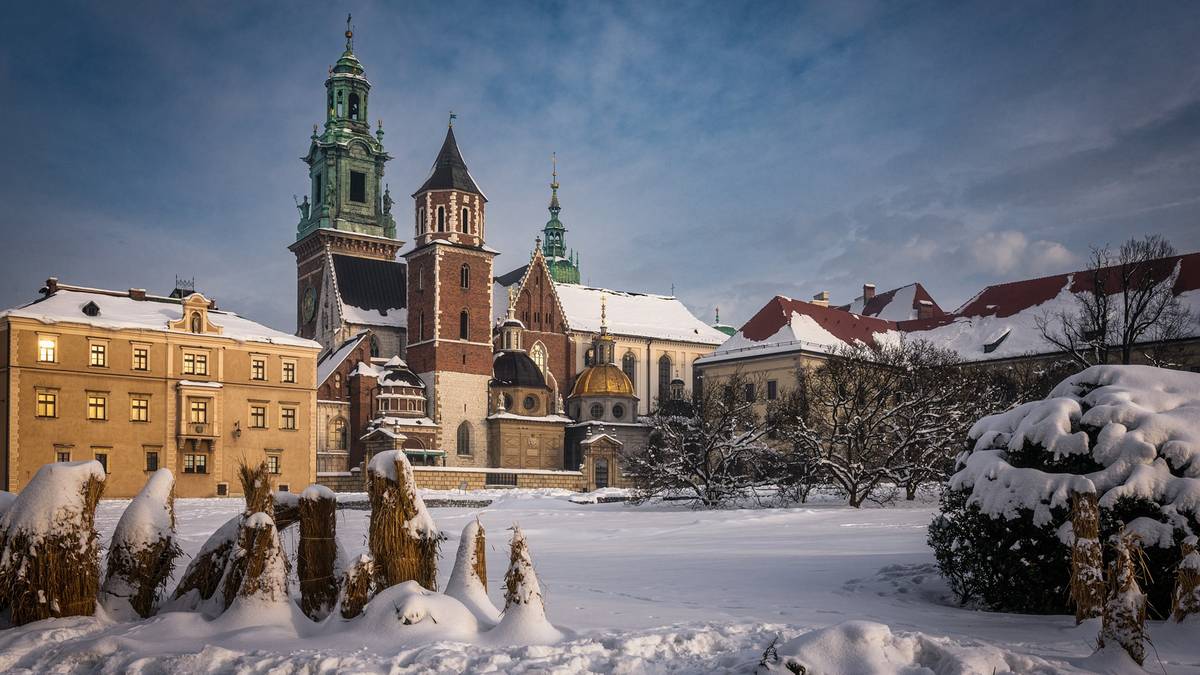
[930,365,1200,613]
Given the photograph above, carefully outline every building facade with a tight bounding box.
[0,281,320,498]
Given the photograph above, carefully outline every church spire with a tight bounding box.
[541,154,580,284]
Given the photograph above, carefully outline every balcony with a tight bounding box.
[179,421,215,438]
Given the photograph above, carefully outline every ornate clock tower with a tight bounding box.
[289,19,407,355]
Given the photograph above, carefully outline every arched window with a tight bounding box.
[331,417,346,450]
[461,207,470,233]
[459,310,469,340]
[460,264,470,289]
[349,93,360,120]
[418,311,425,341]
[658,354,672,400]
[336,90,344,117]
[437,206,446,232]
[370,335,380,357]
[530,341,548,374]
[417,207,425,234]
[622,352,637,391]
[190,313,202,333]
[456,422,471,456]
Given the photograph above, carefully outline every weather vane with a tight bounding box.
[448,110,457,127]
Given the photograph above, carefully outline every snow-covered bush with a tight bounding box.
[339,554,373,619]
[367,450,442,591]
[0,461,105,625]
[101,469,181,619]
[1097,530,1148,666]
[446,518,500,625]
[1175,535,1200,621]
[930,365,1200,614]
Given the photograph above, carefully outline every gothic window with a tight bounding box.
[460,264,470,289]
[622,352,637,391]
[370,335,380,357]
[331,417,346,450]
[658,354,672,400]
[459,310,469,340]
[348,93,360,120]
[530,342,548,374]
[437,206,446,232]
[350,171,366,203]
[417,206,425,234]
[456,422,472,456]
[461,207,470,233]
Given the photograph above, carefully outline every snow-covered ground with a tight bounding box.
[0,490,1196,673]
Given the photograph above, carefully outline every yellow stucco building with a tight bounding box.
[0,279,321,498]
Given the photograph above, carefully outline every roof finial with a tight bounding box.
[600,293,608,334]
[551,152,558,189]
[448,110,456,128]
[345,13,354,50]
[507,287,518,321]
[715,307,720,323]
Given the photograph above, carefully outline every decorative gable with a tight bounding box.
[167,293,223,336]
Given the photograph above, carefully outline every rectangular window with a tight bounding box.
[189,399,208,424]
[314,173,323,205]
[132,346,149,370]
[56,450,71,463]
[36,390,58,418]
[89,342,107,367]
[87,394,108,420]
[184,453,208,474]
[130,396,149,422]
[744,383,756,403]
[94,451,108,473]
[282,361,296,383]
[350,170,366,203]
[281,407,297,430]
[266,455,281,475]
[145,450,159,472]
[250,405,267,428]
[183,352,208,376]
[37,335,57,362]
[251,358,266,381]
[767,380,778,401]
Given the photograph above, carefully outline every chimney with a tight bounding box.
[917,299,936,320]
[812,291,830,307]
[129,288,147,301]
[42,277,59,296]
[862,283,876,301]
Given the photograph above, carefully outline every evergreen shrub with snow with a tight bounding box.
[930,365,1200,614]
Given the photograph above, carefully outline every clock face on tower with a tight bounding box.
[302,287,316,323]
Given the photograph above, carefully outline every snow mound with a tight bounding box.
[953,365,1200,535]
[359,581,480,642]
[445,519,500,625]
[762,620,1064,674]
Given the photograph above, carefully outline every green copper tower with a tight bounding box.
[541,154,581,284]
[295,15,395,242]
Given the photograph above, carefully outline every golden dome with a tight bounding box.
[569,363,635,399]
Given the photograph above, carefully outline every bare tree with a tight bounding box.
[623,372,773,507]
[1036,235,1194,367]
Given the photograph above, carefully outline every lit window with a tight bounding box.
[132,346,149,370]
[36,390,58,418]
[38,336,57,362]
[331,417,347,450]
[94,452,108,473]
[130,396,149,422]
[281,407,297,430]
[266,455,281,475]
[87,394,108,421]
[251,358,266,381]
[89,343,107,367]
[250,405,267,428]
[189,399,208,424]
[183,352,208,376]
[282,361,296,383]
[145,450,159,472]
[184,454,208,474]
[530,342,548,374]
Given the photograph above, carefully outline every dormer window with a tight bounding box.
[983,328,1011,354]
[82,301,100,317]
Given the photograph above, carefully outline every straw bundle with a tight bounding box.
[340,554,374,619]
[503,525,536,611]
[1173,536,1199,622]
[0,461,105,625]
[224,512,288,604]
[171,516,239,606]
[101,469,182,619]
[239,461,273,516]
[298,485,339,620]
[1069,491,1105,623]
[367,451,442,591]
[446,518,499,624]
[1098,530,1148,666]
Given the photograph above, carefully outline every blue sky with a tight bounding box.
[1,1,1198,332]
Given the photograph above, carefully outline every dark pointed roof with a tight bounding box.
[331,254,406,316]
[414,126,484,198]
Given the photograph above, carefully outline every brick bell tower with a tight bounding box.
[404,117,495,466]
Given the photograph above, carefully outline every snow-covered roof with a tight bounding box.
[837,283,944,321]
[317,332,369,387]
[552,283,728,345]
[1,287,319,350]
[331,254,407,329]
[702,251,1200,366]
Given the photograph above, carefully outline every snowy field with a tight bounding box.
[1,489,1196,674]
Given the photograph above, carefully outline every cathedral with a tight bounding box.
[298,23,723,484]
